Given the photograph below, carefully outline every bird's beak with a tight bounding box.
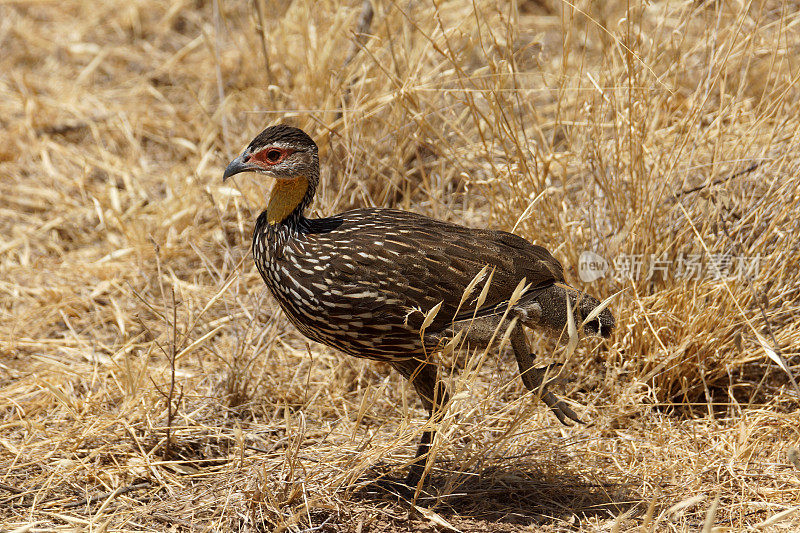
[223,153,252,181]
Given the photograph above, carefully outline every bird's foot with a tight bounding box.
[361,466,432,501]
[527,362,583,426]
[364,475,415,500]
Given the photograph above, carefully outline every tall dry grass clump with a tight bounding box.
[1,0,799,531]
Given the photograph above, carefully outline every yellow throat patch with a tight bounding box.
[267,175,309,225]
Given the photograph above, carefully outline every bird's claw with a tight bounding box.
[527,362,583,425]
[540,388,583,425]
[361,467,433,502]
[366,476,415,499]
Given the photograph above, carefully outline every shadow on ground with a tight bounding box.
[350,465,642,530]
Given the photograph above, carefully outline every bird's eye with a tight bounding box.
[251,147,294,167]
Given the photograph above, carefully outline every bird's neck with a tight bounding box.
[266,175,315,227]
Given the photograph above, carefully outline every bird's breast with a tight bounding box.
[252,230,427,359]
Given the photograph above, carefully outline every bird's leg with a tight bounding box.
[391,359,450,487]
[407,428,434,487]
[510,323,582,425]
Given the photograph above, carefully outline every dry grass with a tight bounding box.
[2,0,800,531]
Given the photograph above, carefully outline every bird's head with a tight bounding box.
[223,125,320,225]
[223,124,319,182]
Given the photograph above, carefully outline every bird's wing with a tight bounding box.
[301,208,564,332]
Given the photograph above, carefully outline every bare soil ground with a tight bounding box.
[1,1,799,531]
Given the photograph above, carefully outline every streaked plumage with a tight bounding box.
[223,125,614,487]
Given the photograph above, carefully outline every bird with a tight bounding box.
[223,124,614,487]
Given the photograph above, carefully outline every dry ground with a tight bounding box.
[2,0,800,531]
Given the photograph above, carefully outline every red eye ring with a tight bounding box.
[251,147,295,167]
